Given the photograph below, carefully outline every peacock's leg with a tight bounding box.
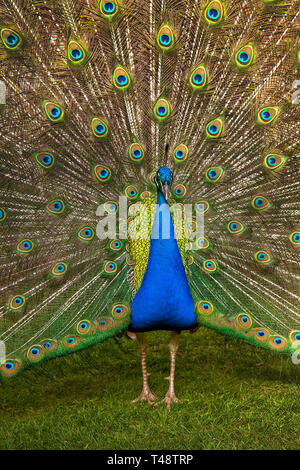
[162,331,180,411]
[131,332,156,405]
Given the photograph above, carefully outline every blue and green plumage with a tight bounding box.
[0,0,299,384]
[130,168,197,332]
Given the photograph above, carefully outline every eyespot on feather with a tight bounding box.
[1,28,22,50]
[196,301,214,315]
[194,237,210,250]
[227,220,245,235]
[263,153,286,170]
[77,320,93,335]
[257,106,279,125]
[9,295,25,310]
[0,360,21,377]
[129,143,144,162]
[112,303,130,319]
[43,101,64,122]
[153,98,171,121]
[33,151,55,169]
[235,45,255,68]
[203,259,218,273]
[103,200,118,214]
[92,118,109,138]
[103,261,117,274]
[254,250,273,264]
[189,64,208,89]
[206,117,224,138]
[0,208,7,222]
[205,167,224,182]
[109,239,122,251]
[113,66,131,90]
[250,328,270,342]
[16,239,34,254]
[173,144,189,163]
[77,227,95,241]
[94,164,111,182]
[27,345,44,362]
[268,335,287,351]
[157,24,175,51]
[46,199,65,215]
[42,339,57,353]
[99,0,119,18]
[67,40,86,64]
[98,318,114,331]
[125,185,139,200]
[204,1,224,25]
[289,232,300,245]
[62,335,80,349]
[251,195,271,211]
[236,314,252,329]
[173,184,187,198]
[51,262,68,277]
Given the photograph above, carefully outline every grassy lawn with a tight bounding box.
[0,327,299,450]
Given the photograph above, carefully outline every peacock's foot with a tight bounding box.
[131,388,156,405]
[161,391,179,411]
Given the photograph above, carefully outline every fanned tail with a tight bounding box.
[0,0,299,377]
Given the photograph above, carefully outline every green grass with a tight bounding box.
[0,327,299,450]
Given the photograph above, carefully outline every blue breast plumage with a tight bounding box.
[129,191,197,332]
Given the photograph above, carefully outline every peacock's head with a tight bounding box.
[155,166,173,200]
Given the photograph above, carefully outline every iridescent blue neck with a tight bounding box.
[157,190,167,206]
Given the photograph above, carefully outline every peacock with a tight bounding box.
[0,0,299,411]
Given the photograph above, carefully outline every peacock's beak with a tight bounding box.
[162,183,171,200]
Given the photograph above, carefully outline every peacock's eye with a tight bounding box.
[235,45,254,68]
[17,239,34,253]
[204,1,224,25]
[1,28,22,49]
[227,220,245,235]
[154,98,171,121]
[46,199,65,215]
[173,184,186,198]
[0,208,7,221]
[205,166,224,183]
[104,261,117,274]
[91,118,108,138]
[157,24,175,51]
[252,195,270,211]
[173,144,189,162]
[113,66,131,90]
[51,262,68,276]
[67,41,86,64]
[99,0,119,18]
[77,320,92,335]
[254,250,272,264]
[94,164,111,182]
[9,295,26,310]
[77,226,95,241]
[263,153,286,170]
[125,185,138,199]
[129,143,144,162]
[289,232,300,245]
[257,106,279,125]
[43,101,64,122]
[189,64,208,89]
[206,117,224,138]
[103,2,115,13]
